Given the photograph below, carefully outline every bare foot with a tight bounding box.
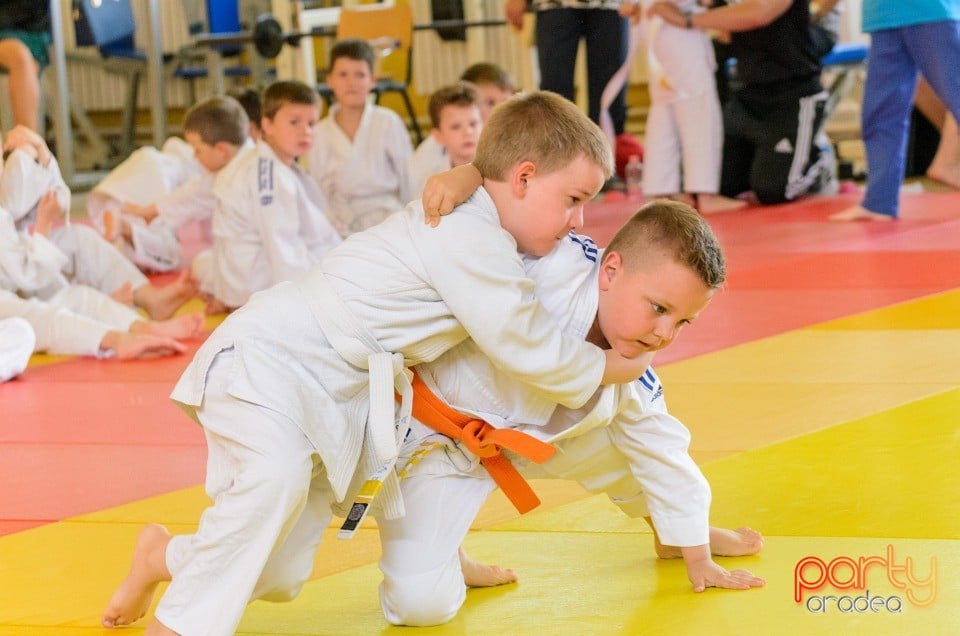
[926,163,960,189]
[102,524,173,628]
[697,193,749,215]
[100,331,187,360]
[708,527,764,557]
[459,548,518,588]
[654,526,764,559]
[201,295,232,316]
[134,271,197,321]
[829,206,895,222]
[144,618,180,635]
[110,281,134,306]
[103,209,119,242]
[132,313,204,340]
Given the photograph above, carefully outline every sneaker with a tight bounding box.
[812,133,839,195]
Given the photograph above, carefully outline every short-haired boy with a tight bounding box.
[199,80,341,312]
[89,96,252,272]
[307,38,413,234]
[378,200,764,626]
[460,61,518,121]
[408,81,483,198]
[101,91,651,635]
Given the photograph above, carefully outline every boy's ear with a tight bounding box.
[598,251,622,292]
[510,160,537,198]
[430,128,443,144]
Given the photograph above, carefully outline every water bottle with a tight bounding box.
[625,155,643,199]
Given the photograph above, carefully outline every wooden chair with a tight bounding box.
[316,2,423,144]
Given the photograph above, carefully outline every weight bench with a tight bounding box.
[819,41,869,127]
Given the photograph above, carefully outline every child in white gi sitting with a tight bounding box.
[376,200,765,626]
[200,80,341,313]
[407,81,483,199]
[307,39,413,234]
[0,139,199,359]
[90,96,253,273]
[0,126,199,324]
[101,91,652,636]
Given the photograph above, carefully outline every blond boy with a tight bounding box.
[101,91,651,635]
[408,81,483,198]
[307,39,413,234]
[199,81,340,312]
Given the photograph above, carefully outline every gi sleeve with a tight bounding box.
[0,209,69,294]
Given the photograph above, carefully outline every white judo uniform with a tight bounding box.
[641,0,723,197]
[204,139,341,309]
[407,135,451,200]
[307,103,413,234]
[0,316,34,382]
[162,188,607,636]
[0,151,149,354]
[86,137,228,272]
[376,233,712,626]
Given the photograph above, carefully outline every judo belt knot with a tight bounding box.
[407,372,556,514]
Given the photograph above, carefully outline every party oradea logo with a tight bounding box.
[794,545,937,614]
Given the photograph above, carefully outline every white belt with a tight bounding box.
[296,272,412,538]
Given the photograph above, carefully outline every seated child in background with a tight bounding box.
[1,178,198,361]
[0,126,197,322]
[377,200,764,626]
[0,316,34,382]
[409,62,517,187]
[407,81,483,198]
[89,96,253,272]
[199,80,341,313]
[307,39,413,234]
[101,91,652,635]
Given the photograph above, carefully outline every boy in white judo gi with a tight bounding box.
[200,81,341,313]
[407,81,483,199]
[376,200,765,626]
[90,96,253,273]
[0,127,200,335]
[101,91,653,636]
[307,39,413,234]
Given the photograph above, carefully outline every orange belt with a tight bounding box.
[406,371,556,514]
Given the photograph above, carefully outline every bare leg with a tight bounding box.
[828,205,895,222]
[0,39,40,130]
[926,115,960,188]
[459,548,517,587]
[133,271,197,321]
[102,524,173,628]
[130,313,204,341]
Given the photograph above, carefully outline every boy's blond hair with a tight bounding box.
[183,96,248,146]
[262,80,319,120]
[460,62,516,93]
[428,81,480,129]
[605,200,726,289]
[473,91,613,181]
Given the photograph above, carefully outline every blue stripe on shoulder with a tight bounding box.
[567,232,598,262]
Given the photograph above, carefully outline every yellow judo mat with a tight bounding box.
[2,289,957,635]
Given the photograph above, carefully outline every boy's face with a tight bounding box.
[596,251,714,359]
[501,154,605,257]
[432,104,482,166]
[327,57,376,109]
[261,103,320,165]
[475,83,512,122]
[184,131,234,173]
